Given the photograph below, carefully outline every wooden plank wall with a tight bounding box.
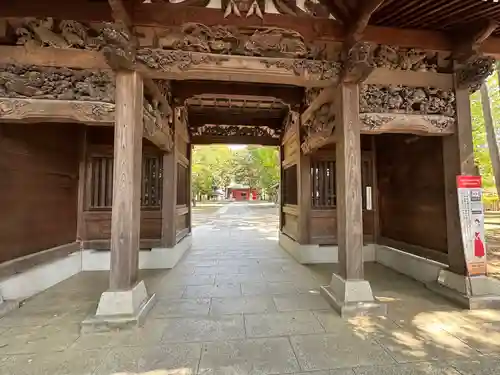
[375,134,448,259]
[174,121,190,242]
[309,138,375,245]
[281,124,300,241]
[81,127,163,246]
[0,122,80,263]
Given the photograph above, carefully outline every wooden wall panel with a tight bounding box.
[282,212,299,241]
[0,122,80,263]
[83,211,161,240]
[310,210,337,244]
[375,134,447,254]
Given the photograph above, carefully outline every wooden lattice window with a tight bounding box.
[142,156,163,208]
[87,155,162,209]
[311,160,336,209]
[177,163,188,206]
[282,165,298,205]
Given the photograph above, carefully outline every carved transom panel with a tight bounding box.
[359,85,456,117]
[191,124,281,138]
[0,64,115,102]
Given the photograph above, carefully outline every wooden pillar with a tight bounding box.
[110,71,144,291]
[336,83,364,280]
[442,86,475,275]
[161,117,178,248]
[296,111,311,244]
[76,127,87,244]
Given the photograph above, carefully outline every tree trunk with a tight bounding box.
[480,82,500,197]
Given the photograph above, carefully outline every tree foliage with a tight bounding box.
[191,145,280,200]
[472,71,500,191]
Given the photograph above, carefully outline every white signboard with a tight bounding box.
[457,175,487,276]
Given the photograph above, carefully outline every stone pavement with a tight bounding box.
[1,202,500,374]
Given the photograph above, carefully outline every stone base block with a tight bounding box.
[426,269,500,310]
[320,273,386,318]
[81,280,157,333]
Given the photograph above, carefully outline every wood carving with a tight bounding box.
[304,88,321,107]
[137,49,229,71]
[372,45,438,72]
[360,85,456,117]
[222,0,265,18]
[359,113,456,135]
[456,56,496,92]
[154,23,310,59]
[301,100,335,154]
[342,41,375,83]
[282,110,299,142]
[143,87,174,151]
[0,64,114,102]
[11,18,135,68]
[303,0,331,18]
[0,97,115,124]
[191,124,280,138]
[261,59,341,80]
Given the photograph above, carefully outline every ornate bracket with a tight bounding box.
[456,56,495,92]
[301,100,336,154]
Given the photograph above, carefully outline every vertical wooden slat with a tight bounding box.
[109,70,143,291]
[99,157,106,207]
[76,127,87,242]
[106,157,113,207]
[92,158,99,207]
[141,157,147,207]
[319,162,324,207]
[155,157,161,206]
[336,83,364,280]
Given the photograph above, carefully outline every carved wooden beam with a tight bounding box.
[0,98,115,125]
[359,113,456,135]
[453,19,498,63]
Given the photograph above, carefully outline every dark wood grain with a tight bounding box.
[336,83,364,280]
[109,71,143,290]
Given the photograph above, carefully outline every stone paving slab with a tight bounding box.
[199,337,300,375]
[0,203,499,374]
[244,311,326,338]
[160,315,246,343]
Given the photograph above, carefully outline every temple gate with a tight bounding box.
[1,0,500,328]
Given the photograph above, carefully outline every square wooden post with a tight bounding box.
[295,111,311,244]
[336,83,364,280]
[442,86,475,276]
[85,71,156,331]
[161,148,177,248]
[320,83,386,318]
[109,70,144,291]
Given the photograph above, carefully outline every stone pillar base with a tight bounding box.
[81,280,157,333]
[320,273,386,318]
[426,269,500,309]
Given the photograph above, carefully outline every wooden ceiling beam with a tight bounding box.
[453,19,498,63]
[345,0,386,50]
[172,81,303,108]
